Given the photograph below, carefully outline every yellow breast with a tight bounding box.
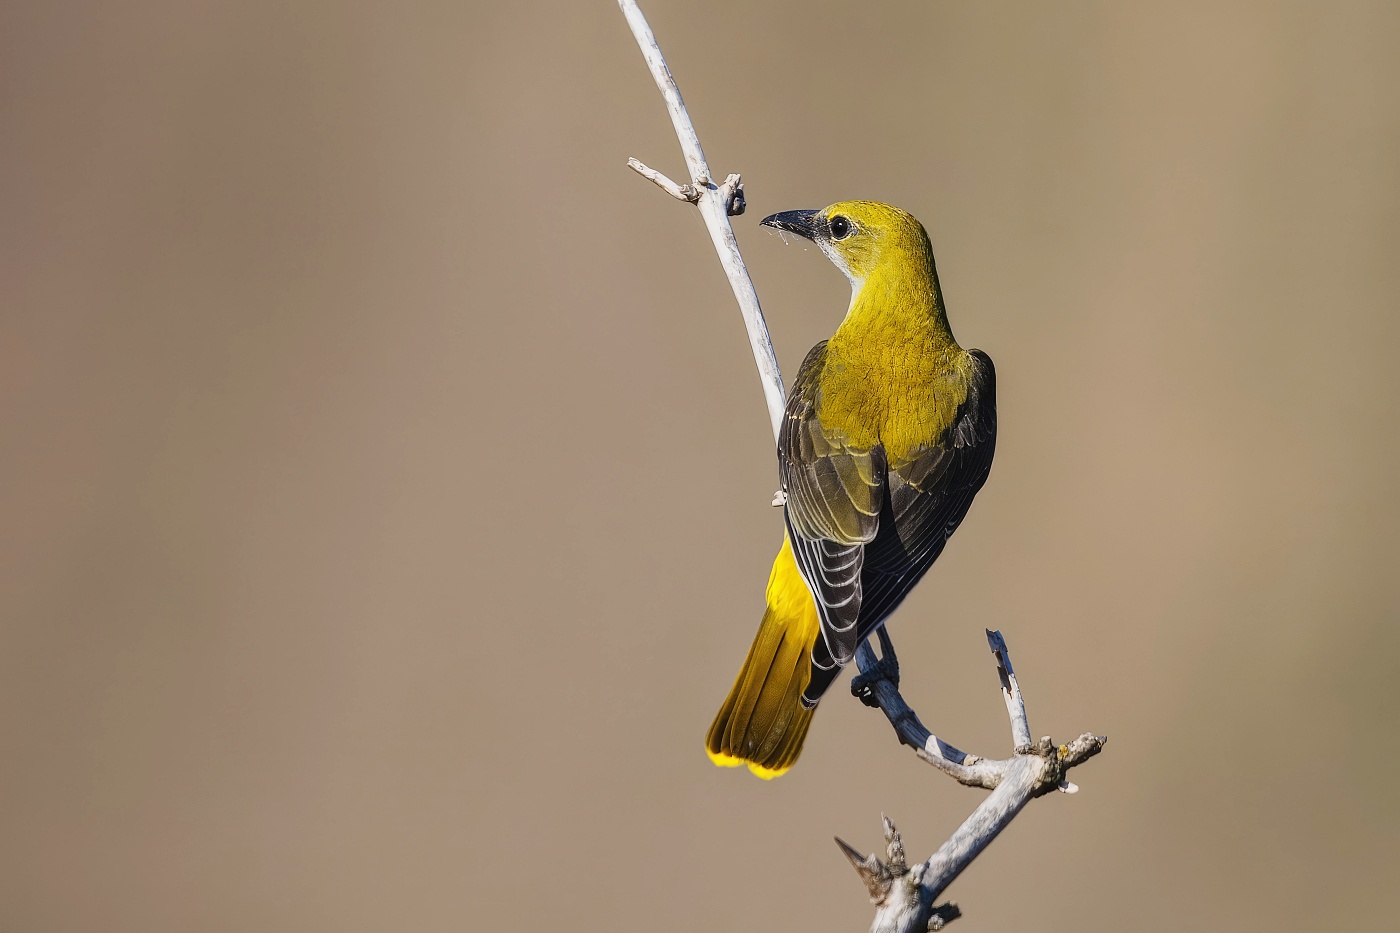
[815,266,973,463]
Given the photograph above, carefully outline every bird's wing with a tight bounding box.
[799,349,998,699]
[859,349,998,629]
[779,342,886,667]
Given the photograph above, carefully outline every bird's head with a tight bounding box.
[759,200,934,290]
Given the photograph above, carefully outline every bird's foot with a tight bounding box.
[850,654,899,708]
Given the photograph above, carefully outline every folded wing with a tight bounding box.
[780,347,997,705]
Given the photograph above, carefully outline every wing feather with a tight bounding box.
[793,349,998,707]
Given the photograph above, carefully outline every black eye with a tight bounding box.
[829,215,851,239]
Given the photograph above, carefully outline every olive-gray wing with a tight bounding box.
[800,349,997,706]
[778,342,886,667]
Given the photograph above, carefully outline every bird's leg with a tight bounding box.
[850,627,901,708]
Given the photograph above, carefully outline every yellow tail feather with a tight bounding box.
[706,535,821,779]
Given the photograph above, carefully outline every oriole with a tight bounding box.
[707,201,997,778]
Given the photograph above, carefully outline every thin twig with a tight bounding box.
[853,635,999,789]
[986,629,1032,754]
[626,157,698,202]
[617,0,785,442]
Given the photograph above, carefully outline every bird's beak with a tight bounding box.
[760,209,820,240]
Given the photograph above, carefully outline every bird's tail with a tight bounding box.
[706,535,821,779]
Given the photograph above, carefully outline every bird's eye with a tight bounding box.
[829,216,851,240]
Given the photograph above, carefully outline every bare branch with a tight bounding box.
[985,629,1032,754]
[626,157,698,202]
[852,634,1001,789]
[617,0,785,442]
[847,630,1107,931]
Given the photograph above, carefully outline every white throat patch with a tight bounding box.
[817,238,865,304]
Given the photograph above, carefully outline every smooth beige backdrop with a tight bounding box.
[3,2,1398,930]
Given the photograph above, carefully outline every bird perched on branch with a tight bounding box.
[707,201,997,778]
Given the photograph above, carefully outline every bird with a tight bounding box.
[706,201,997,779]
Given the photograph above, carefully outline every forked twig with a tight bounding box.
[842,630,1106,931]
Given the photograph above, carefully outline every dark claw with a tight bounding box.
[850,654,900,708]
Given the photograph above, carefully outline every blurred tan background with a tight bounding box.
[3,1,1398,929]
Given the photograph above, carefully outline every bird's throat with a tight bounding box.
[818,265,969,459]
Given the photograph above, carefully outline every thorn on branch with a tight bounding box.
[835,836,895,904]
[836,817,915,905]
[841,818,962,928]
[882,814,906,873]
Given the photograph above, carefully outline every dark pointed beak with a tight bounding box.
[760,209,821,240]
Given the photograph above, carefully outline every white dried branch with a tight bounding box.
[847,630,1106,932]
[986,629,1032,754]
[618,0,785,442]
[626,157,698,202]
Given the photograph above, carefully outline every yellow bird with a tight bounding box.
[707,201,997,778]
